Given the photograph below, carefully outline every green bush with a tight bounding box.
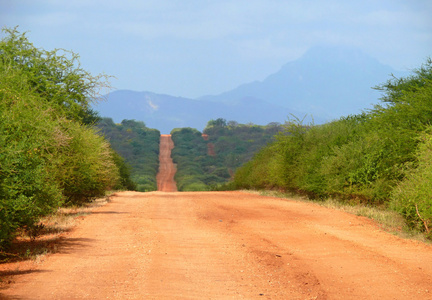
[0,27,109,124]
[55,122,120,205]
[0,86,64,245]
[232,58,432,238]
[0,27,119,250]
[391,127,432,236]
[111,151,137,191]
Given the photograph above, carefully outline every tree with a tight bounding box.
[0,27,110,124]
[96,118,160,192]
[0,28,119,250]
[206,118,227,128]
[374,58,432,105]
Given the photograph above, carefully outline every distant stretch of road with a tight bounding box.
[156,134,177,192]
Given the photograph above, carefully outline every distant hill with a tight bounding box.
[94,46,406,133]
[200,46,405,120]
[94,90,300,134]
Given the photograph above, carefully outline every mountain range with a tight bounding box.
[94,46,406,134]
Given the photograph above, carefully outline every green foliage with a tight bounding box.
[0,86,63,245]
[231,144,279,190]
[111,151,136,191]
[0,28,119,250]
[171,128,210,191]
[204,120,282,171]
[55,122,120,205]
[233,58,432,237]
[391,129,432,236]
[235,112,404,201]
[171,122,283,191]
[0,27,110,124]
[374,58,432,105]
[96,118,160,192]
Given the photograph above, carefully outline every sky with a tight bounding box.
[1,0,431,98]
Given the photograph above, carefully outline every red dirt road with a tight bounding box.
[156,134,177,192]
[1,134,432,299]
[1,192,432,299]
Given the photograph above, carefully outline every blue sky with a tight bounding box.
[1,0,431,98]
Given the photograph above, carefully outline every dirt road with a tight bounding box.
[1,134,432,299]
[1,191,432,299]
[156,134,177,192]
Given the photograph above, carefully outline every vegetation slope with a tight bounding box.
[232,59,432,238]
[171,120,282,191]
[96,118,160,192]
[0,28,129,252]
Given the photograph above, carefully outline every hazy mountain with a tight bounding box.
[94,46,407,133]
[200,46,404,120]
[94,90,300,134]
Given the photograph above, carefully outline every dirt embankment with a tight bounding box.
[1,132,432,299]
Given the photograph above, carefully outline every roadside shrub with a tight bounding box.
[390,128,432,237]
[233,144,281,190]
[177,178,209,191]
[0,28,119,250]
[0,82,64,246]
[134,174,158,192]
[233,59,432,209]
[111,151,137,191]
[55,122,119,205]
[0,27,109,124]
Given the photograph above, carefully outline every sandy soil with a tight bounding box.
[1,135,432,299]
